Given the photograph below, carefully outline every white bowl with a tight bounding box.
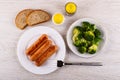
[66,18,106,58]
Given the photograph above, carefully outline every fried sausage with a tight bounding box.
[29,39,48,56]
[35,45,58,66]
[30,40,52,61]
[26,34,48,55]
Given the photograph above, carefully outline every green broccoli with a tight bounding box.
[72,26,80,35]
[72,21,103,54]
[77,33,83,39]
[72,26,82,35]
[78,46,87,54]
[94,29,101,37]
[92,37,102,45]
[82,21,91,31]
[73,38,88,47]
[79,38,88,47]
[82,21,91,28]
[82,22,96,31]
[73,40,81,47]
[72,26,84,44]
[90,24,96,31]
[88,44,98,54]
[72,34,77,44]
[72,33,83,44]
[78,26,83,31]
[87,41,92,47]
[84,31,95,41]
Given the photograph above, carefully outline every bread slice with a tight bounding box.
[26,10,51,26]
[15,9,33,29]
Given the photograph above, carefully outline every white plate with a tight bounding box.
[17,26,66,74]
[67,18,106,58]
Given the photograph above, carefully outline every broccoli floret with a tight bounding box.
[82,22,96,31]
[78,46,87,53]
[82,21,91,28]
[82,21,91,31]
[93,37,102,45]
[72,21,102,55]
[88,44,98,54]
[84,31,95,41]
[78,26,83,31]
[87,41,92,47]
[72,33,83,44]
[73,26,80,35]
[73,26,82,35]
[90,24,96,31]
[77,33,83,39]
[72,34,77,44]
[73,40,81,47]
[79,38,88,47]
[73,38,88,47]
[94,29,101,37]
[72,26,83,43]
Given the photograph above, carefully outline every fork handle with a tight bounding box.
[65,62,102,66]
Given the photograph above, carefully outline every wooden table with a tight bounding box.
[0,0,120,80]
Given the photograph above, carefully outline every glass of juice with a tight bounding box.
[52,13,65,25]
[65,2,77,15]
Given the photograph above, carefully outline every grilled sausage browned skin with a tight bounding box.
[26,34,48,55]
[30,40,52,61]
[35,45,58,66]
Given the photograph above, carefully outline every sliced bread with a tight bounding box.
[15,9,33,29]
[26,10,51,26]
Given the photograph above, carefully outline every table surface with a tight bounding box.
[0,0,120,80]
